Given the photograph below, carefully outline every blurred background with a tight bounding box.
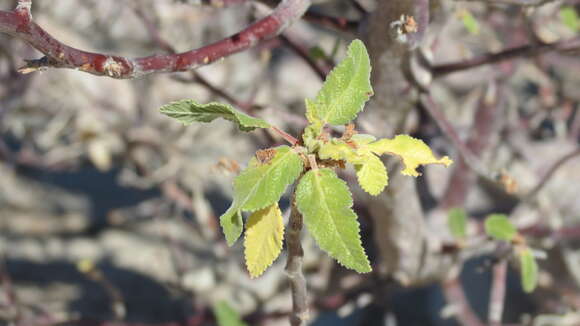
[1,0,580,325]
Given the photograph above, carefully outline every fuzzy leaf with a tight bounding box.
[484,214,517,241]
[318,139,359,162]
[355,154,388,195]
[368,135,453,177]
[519,248,538,293]
[244,203,284,278]
[447,208,467,239]
[306,39,373,125]
[220,146,303,246]
[296,168,371,273]
[213,301,248,326]
[159,100,270,131]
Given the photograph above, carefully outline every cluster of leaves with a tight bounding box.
[447,209,539,293]
[160,39,452,278]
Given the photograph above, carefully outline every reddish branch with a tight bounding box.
[489,261,507,326]
[433,36,580,77]
[0,0,311,78]
[442,277,485,326]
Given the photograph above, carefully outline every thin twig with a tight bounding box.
[442,277,486,326]
[433,37,580,77]
[285,192,309,326]
[438,82,501,208]
[420,94,494,182]
[0,0,311,78]
[489,260,507,326]
[454,0,554,6]
[279,33,330,80]
[348,0,367,15]
[524,147,580,200]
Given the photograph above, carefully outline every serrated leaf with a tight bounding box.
[236,146,304,211]
[368,135,453,177]
[484,214,517,241]
[519,248,538,293]
[318,139,359,162]
[355,154,388,195]
[306,39,373,125]
[159,100,270,131]
[244,203,284,278]
[447,208,467,239]
[213,301,249,326]
[560,7,580,31]
[220,146,303,246]
[296,168,371,273]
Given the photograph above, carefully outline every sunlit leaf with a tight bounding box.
[220,146,303,246]
[213,301,248,326]
[244,203,284,278]
[306,39,373,125]
[159,100,270,131]
[484,214,517,241]
[355,154,388,195]
[368,135,453,177]
[296,168,371,273]
[318,139,359,162]
[519,248,539,293]
[447,208,467,239]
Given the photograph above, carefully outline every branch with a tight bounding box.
[442,277,486,326]
[488,260,507,326]
[285,192,309,326]
[454,0,554,6]
[432,37,580,77]
[420,94,495,183]
[0,0,311,78]
[524,147,580,201]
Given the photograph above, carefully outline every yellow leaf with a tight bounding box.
[355,154,388,195]
[244,203,284,278]
[368,135,453,176]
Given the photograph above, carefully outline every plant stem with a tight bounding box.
[271,126,299,145]
[286,192,308,326]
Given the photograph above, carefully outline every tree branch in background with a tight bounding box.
[489,260,507,326]
[0,0,311,78]
[285,192,309,326]
[524,147,580,201]
[432,37,580,77]
[442,277,486,326]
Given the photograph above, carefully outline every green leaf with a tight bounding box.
[447,208,467,239]
[306,39,373,126]
[220,146,303,246]
[560,7,580,31]
[244,203,284,278]
[355,154,388,195]
[317,138,387,194]
[460,9,480,35]
[519,248,538,293]
[296,168,371,273]
[484,214,517,241]
[213,301,249,326]
[368,135,453,177]
[159,100,270,131]
[220,207,244,247]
